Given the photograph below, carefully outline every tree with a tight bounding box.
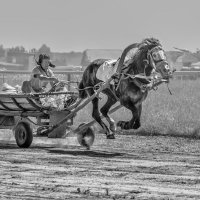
[30,48,37,53]
[194,48,200,61]
[0,45,5,57]
[38,44,51,55]
[8,46,26,53]
[19,46,25,52]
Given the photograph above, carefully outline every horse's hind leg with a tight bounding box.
[91,96,115,139]
[100,89,117,132]
[132,104,142,129]
[117,103,142,130]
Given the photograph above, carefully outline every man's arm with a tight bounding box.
[31,67,58,83]
[33,74,58,83]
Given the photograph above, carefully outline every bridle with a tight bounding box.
[142,45,168,76]
[118,44,167,76]
[115,44,170,92]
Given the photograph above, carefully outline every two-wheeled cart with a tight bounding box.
[0,78,119,148]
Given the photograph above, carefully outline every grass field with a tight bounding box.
[1,77,200,199]
[75,79,200,139]
[1,74,200,139]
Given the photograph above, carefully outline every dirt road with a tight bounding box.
[0,132,200,199]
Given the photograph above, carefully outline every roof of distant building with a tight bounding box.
[0,62,24,67]
[191,61,200,67]
[176,53,199,63]
[81,49,122,66]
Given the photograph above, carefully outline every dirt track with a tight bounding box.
[0,132,200,200]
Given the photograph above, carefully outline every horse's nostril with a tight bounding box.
[165,65,170,70]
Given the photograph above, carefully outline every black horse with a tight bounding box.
[78,38,172,139]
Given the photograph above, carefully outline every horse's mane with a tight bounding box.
[125,38,162,71]
[138,38,161,51]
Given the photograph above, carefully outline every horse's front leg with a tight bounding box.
[117,103,142,130]
[92,97,115,139]
[132,104,142,129]
[100,89,118,133]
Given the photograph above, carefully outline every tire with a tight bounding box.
[77,123,95,149]
[15,122,33,148]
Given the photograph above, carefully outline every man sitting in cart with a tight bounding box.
[23,54,74,110]
[30,54,59,93]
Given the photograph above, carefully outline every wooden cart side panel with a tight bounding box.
[0,103,37,111]
[0,104,4,109]
[0,96,38,111]
[0,96,47,111]
[11,98,28,111]
[0,110,47,117]
[0,97,30,103]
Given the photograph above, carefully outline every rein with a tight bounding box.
[114,45,170,92]
[114,71,167,92]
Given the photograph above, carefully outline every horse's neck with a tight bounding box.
[125,50,146,75]
[126,61,143,75]
[123,47,155,76]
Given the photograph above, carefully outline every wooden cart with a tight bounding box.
[0,79,120,149]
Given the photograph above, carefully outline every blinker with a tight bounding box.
[150,47,166,62]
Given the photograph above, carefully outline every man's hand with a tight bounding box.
[52,77,59,83]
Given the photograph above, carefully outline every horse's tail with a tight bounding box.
[78,80,87,99]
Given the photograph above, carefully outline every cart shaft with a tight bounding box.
[62,104,122,138]
[46,78,114,135]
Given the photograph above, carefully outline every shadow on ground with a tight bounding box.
[48,149,124,158]
[0,141,124,158]
[116,127,200,139]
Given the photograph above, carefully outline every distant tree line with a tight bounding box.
[0,45,5,57]
[194,49,200,61]
[0,44,52,57]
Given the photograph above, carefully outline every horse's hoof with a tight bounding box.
[132,123,141,129]
[107,134,115,139]
[117,121,129,130]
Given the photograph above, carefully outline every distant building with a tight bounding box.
[6,51,35,71]
[81,49,122,67]
[176,52,198,68]
[81,49,193,71]
[51,52,83,67]
[165,51,183,70]
[0,62,24,71]
[165,51,200,71]
[190,61,200,70]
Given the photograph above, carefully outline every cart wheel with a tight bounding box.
[15,122,33,148]
[77,123,95,150]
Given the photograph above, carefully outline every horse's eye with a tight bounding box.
[152,53,157,59]
[165,65,169,70]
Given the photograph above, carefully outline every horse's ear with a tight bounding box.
[143,59,149,65]
[138,43,148,49]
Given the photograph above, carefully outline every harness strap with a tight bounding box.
[116,43,138,74]
[108,85,120,101]
[112,71,168,94]
[114,72,152,91]
[132,79,148,92]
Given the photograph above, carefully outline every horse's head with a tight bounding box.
[117,38,173,80]
[139,38,172,80]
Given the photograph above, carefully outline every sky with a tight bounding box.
[0,0,199,52]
